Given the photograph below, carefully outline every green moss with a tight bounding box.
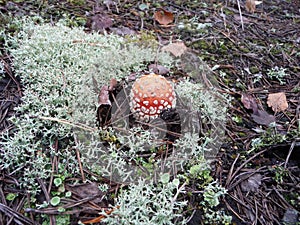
[191,40,211,50]
[67,0,86,6]
[223,8,234,15]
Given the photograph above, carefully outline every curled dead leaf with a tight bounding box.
[148,64,170,75]
[241,93,258,114]
[267,92,288,112]
[154,8,174,25]
[98,85,111,106]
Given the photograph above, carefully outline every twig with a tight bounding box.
[226,148,268,188]
[284,140,295,168]
[236,0,244,31]
[76,147,86,182]
[37,116,96,132]
[225,153,240,187]
[0,203,34,225]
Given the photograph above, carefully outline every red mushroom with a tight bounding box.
[129,73,176,121]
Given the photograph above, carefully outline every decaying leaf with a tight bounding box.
[66,182,105,205]
[109,78,117,91]
[241,93,258,114]
[154,8,174,25]
[110,26,136,36]
[148,64,170,75]
[161,42,187,57]
[98,85,111,106]
[245,0,263,13]
[91,13,113,31]
[241,173,262,192]
[267,92,288,112]
[241,93,275,125]
[251,109,275,125]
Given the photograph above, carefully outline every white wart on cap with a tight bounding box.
[129,73,176,121]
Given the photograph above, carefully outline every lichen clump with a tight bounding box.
[0,19,172,191]
[0,18,230,224]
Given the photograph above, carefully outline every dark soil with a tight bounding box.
[0,0,299,224]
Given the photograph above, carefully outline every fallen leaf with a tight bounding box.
[110,26,136,36]
[241,93,258,114]
[82,206,120,224]
[251,109,275,125]
[98,85,111,106]
[66,183,105,205]
[154,8,174,25]
[282,209,299,225]
[108,78,117,91]
[267,92,288,112]
[241,173,262,192]
[91,13,113,31]
[148,64,169,75]
[161,42,188,57]
[245,0,262,13]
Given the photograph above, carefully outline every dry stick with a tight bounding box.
[224,198,247,222]
[25,196,104,215]
[284,140,296,168]
[25,206,98,215]
[253,199,258,225]
[47,139,59,196]
[1,57,22,96]
[37,179,56,225]
[50,140,59,225]
[37,116,96,132]
[225,153,240,187]
[73,133,86,183]
[228,166,268,191]
[26,192,35,223]
[62,195,104,210]
[236,0,244,31]
[76,147,86,183]
[0,203,34,225]
[7,196,26,225]
[0,184,7,206]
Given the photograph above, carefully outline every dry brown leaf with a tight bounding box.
[109,78,117,91]
[154,8,174,25]
[148,64,170,75]
[91,13,113,31]
[267,92,288,112]
[98,85,111,106]
[251,109,275,125]
[241,93,258,114]
[245,0,262,13]
[161,42,187,57]
[241,174,262,192]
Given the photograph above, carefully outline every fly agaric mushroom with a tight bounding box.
[129,73,176,121]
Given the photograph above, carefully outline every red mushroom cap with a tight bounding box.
[129,73,176,121]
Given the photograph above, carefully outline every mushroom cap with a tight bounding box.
[129,73,176,121]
